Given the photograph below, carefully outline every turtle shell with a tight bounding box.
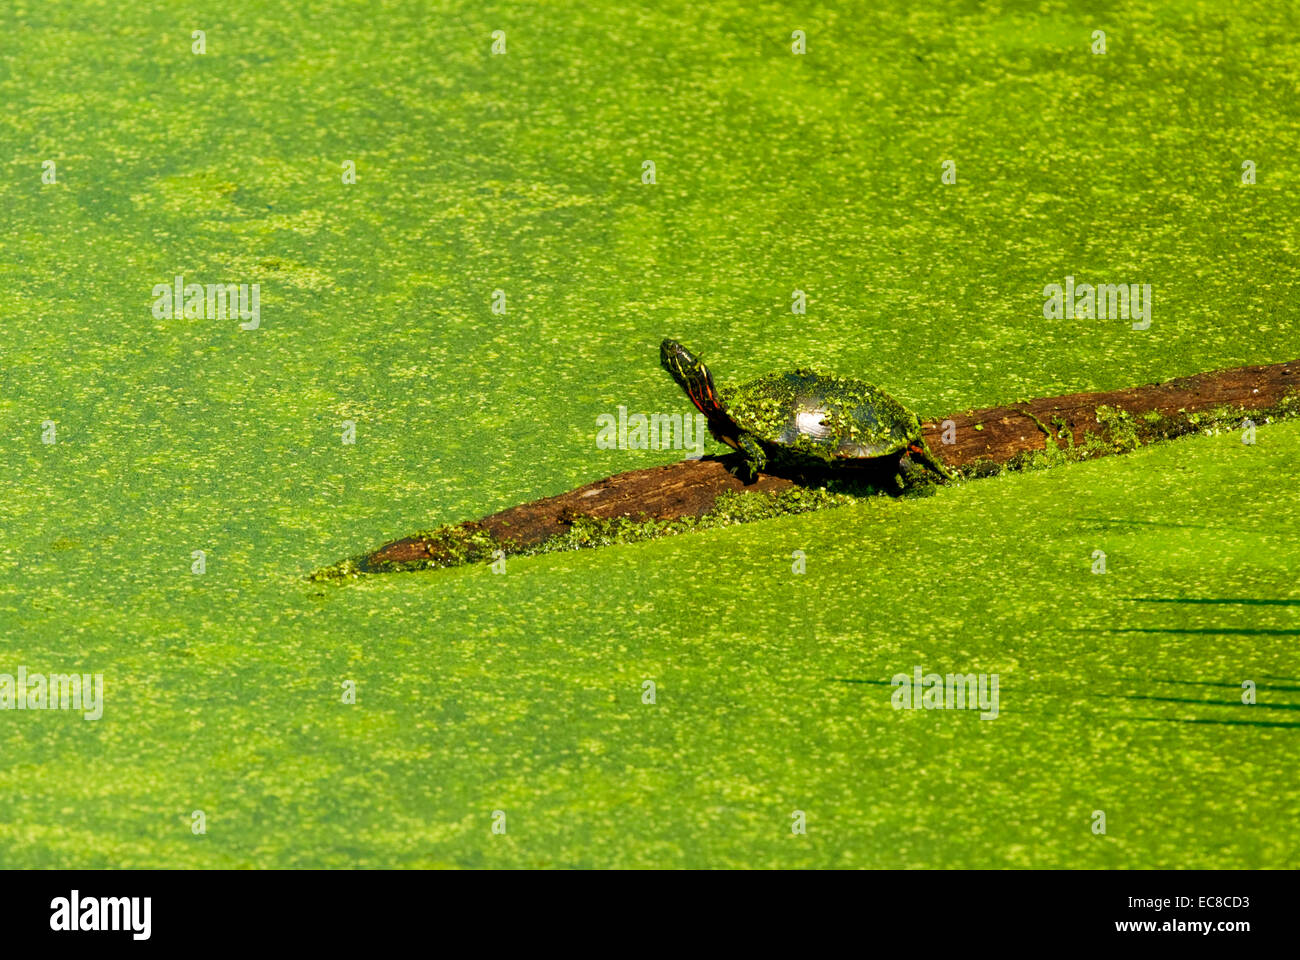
[719,369,920,460]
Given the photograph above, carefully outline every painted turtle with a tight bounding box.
[660,338,956,485]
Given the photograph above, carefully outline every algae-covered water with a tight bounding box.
[1,1,1297,867]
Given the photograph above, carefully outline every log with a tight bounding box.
[931,356,1299,469]
[317,358,1297,578]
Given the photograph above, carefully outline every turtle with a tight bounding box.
[659,338,957,486]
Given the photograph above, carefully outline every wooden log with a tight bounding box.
[323,358,1297,577]
[929,356,1299,469]
[347,457,799,573]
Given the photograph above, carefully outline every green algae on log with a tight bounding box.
[313,357,1298,579]
[313,461,806,579]
[935,356,1299,473]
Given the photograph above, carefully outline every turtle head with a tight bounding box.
[660,339,724,417]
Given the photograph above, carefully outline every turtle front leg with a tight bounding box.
[736,434,767,482]
[909,440,958,483]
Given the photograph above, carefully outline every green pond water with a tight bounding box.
[0,0,1297,867]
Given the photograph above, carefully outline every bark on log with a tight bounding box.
[930,356,1298,468]
[333,358,1297,575]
